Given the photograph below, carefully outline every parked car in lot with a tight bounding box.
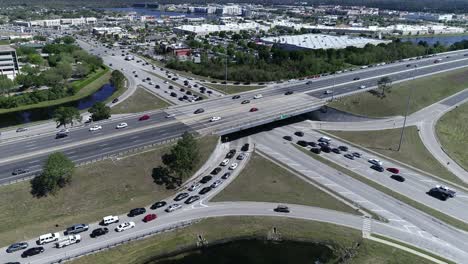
[90,228,109,238]
[143,214,157,222]
[220,159,230,166]
[199,186,212,195]
[390,175,405,182]
[65,224,89,235]
[221,172,231,179]
[6,242,28,253]
[115,222,135,232]
[139,114,150,121]
[274,205,290,213]
[174,192,189,201]
[368,158,383,166]
[128,208,146,217]
[386,167,400,174]
[371,165,384,172]
[200,175,213,183]
[229,163,238,170]
[150,201,167,210]
[165,204,182,213]
[185,195,200,204]
[21,247,44,258]
[211,167,222,175]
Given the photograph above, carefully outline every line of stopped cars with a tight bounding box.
[287,133,457,202]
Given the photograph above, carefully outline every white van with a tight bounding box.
[318,136,332,143]
[38,232,60,245]
[102,215,119,226]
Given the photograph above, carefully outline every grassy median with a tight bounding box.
[436,102,468,171]
[329,68,468,117]
[71,216,436,264]
[111,87,172,114]
[211,153,358,215]
[0,136,218,246]
[204,83,266,94]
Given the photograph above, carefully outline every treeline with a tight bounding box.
[166,40,468,82]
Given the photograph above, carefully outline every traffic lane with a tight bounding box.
[0,122,190,184]
[440,89,468,106]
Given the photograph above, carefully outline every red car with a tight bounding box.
[386,167,400,174]
[139,114,150,121]
[249,107,259,112]
[143,214,157,222]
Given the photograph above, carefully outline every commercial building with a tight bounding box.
[261,34,390,51]
[0,45,20,80]
[13,17,97,28]
[92,27,123,36]
[403,13,454,22]
[174,22,269,36]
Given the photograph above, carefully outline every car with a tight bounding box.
[283,136,293,141]
[311,148,321,154]
[386,167,400,174]
[359,85,366,89]
[21,247,44,258]
[232,95,241,99]
[174,192,189,201]
[185,195,200,204]
[211,167,222,175]
[194,108,205,114]
[390,175,405,182]
[352,152,362,158]
[241,100,250,104]
[297,140,308,147]
[318,136,331,143]
[221,172,231,179]
[427,188,449,201]
[306,81,313,85]
[338,146,348,152]
[294,131,304,137]
[249,107,259,112]
[166,114,175,118]
[115,222,135,232]
[226,149,236,159]
[101,215,119,225]
[150,201,167,210]
[12,168,29,175]
[16,127,28,133]
[210,116,221,122]
[112,97,119,103]
[344,153,354,160]
[188,183,202,192]
[155,85,160,88]
[128,208,146,217]
[371,165,384,172]
[200,175,213,183]
[220,159,230,166]
[324,90,333,94]
[406,64,412,67]
[331,148,341,154]
[436,185,456,198]
[284,91,294,95]
[139,114,150,121]
[211,180,223,188]
[56,131,68,139]
[241,143,250,151]
[143,214,157,222]
[253,94,263,99]
[368,158,383,166]
[199,186,212,195]
[165,204,182,213]
[308,142,317,147]
[229,163,238,170]
[90,227,109,238]
[170,92,177,97]
[237,153,246,160]
[65,224,89,235]
[321,145,331,153]
[6,242,28,253]
[116,122,128,129]
[89,125,102,131]
[274,205,290,213]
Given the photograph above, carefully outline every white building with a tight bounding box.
[13,17,97,28]
[0,45,20,80]
[216,5,242,16]
[174,22,269,36]
[92,27,123,36]
[403,12,454,22]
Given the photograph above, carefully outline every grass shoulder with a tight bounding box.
[203,83,266,94]
[436,102,468,171]
[329,68,468,117]
[211,152,359,215]
[111,87,172,114]
[0,136,218,246]
[70,216,436,264]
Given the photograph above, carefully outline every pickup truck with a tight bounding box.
[55,235,81,248]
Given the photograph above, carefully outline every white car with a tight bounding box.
[324,90,333,94]
[166,114,175,118]
[115,222,135,232]
[253,94,263,99]
[210,116,221,122]
[188,183,201,192]
[220,159,230,166]
[229,163,238,170]
[165,204,182,213]
[116,122,128,129]
[359,85,366,89]
[89,125,102,131]
[368,159,383,166]
[211,180,223,188]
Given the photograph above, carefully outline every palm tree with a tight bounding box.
[377,76,392,97]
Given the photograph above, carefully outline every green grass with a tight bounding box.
[111,87,172,114]
[325,126,466,187]
[436,102,468,171]
[0,68,111,115]
[204,83,266,94]
[0,40,10,45]
[211,152,359,215]
[294,144,468,232]
[0,136,218,246]
[70,216,436,264]
[329,68,468,117]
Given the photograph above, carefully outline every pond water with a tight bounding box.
[0,83,115,128]
[400,35,468,46]
[150,239,335,264]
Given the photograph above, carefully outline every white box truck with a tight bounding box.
[55,235,81,248]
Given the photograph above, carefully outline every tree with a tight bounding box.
[110,70,125,90]
[0,76,16,96]
[377,76,392,97]
[74,63,91,77]
[27,53,45,65]
[165,132,199,178]
[55,63,73,79]
[89,102,111,121]
[53,106,82,128]
[31,152,74,197]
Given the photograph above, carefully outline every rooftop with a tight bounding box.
[0,45,16,52]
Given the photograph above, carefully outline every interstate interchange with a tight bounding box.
[0,36,468,263]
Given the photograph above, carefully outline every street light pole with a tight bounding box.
[331,74,336,101]
[397,64,418,151]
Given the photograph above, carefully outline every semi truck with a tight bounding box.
[55,235,81,248]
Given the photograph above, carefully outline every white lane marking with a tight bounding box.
[28,160,40,164]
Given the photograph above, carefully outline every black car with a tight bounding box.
[232,95,241,99]
[55,132,68,139]
[21,247,44,258]
[170,92,177,97]
[371,165,384,172]
[353,77,360,80]
[297,140,308,147]
[150,201,167,210]
[321,146,331,153]
[283,136,293,141]
[65,224,89,235]
[174,192,189,201]
[241,143,250,151]
[90,228,109,238]
[6,242,28,253]
[318,142,329,147]
[185,195,200,204]
[194,108,205,114]
[241,100,250,104]
[427,189,449,201]
[211,167,222,175]
[352,152,362,158]
[226,149,236,159]
[128,208,146,217]
[180,88,185,92]
[155,85,160,88]
[221,172,231,179]
[112,98,119,104]
[311,148,321,154]
[308,142,317,147]
[12,168,29,175]
[338,146,348,151]
[390,175,405,182]
[284,91,294,95]
[273,205,290,213]
[331,148,341,154]
[344,153,354,160]
[294,131,304,137]
[199,186,212,195]
[200,175,213,184]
